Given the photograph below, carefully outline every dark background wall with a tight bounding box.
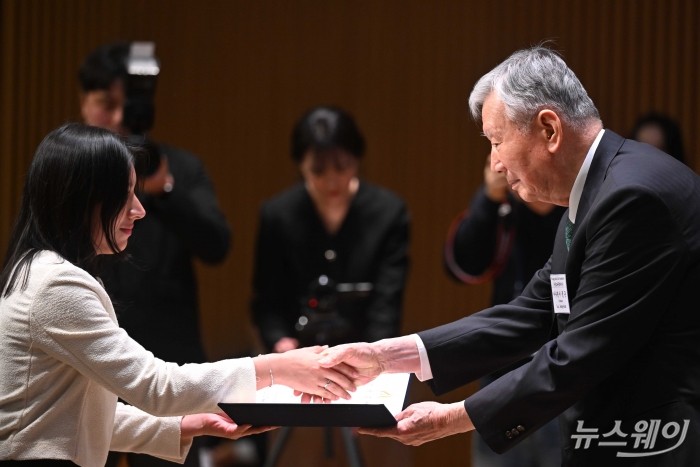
[1,1,698,465]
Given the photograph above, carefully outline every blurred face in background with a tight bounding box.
[300,149,359,207]
[634,123,666,152]
[80,80,126,135]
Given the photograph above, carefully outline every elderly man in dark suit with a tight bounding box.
[319,45,700,466]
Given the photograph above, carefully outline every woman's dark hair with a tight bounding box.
[630,111,686,164]
[0,123,135,297]
[290,106,366,163]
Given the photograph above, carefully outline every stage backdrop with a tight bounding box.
[1,1,698,466]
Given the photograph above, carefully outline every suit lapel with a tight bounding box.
[575,130,625,225]
[552,130,626,332]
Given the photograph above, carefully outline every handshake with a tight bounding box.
[260,335,474,446]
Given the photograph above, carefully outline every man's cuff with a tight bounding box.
[412,334,433,381]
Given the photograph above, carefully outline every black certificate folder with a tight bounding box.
[218,402,397,427]
[218,373,410,428]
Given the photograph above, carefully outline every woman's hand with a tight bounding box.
[180,413,275,444]
[255,346,357,401]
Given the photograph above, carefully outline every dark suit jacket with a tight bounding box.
[420,130,700,466]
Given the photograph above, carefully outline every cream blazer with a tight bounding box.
[0,251,256,466]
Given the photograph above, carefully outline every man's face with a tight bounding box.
[80,80,126,135]
[481,92,554,204]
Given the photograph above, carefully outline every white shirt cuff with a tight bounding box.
[413,334,433,382]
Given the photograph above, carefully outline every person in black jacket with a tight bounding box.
[251,105,410,353]
[445,154,565,467]
[247,105,409,467]
[78,41,231,467]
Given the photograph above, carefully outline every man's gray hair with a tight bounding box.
[468,46,601,131]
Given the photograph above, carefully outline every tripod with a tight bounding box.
[263,426,364,467]
[264,295,370,467]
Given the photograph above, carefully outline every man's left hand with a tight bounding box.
[358,401,474,445]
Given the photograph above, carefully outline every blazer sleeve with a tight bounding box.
[419,257,555,394]
[31,268,257,415]
[110,402,189,463]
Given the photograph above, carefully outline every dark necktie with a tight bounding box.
[565,218,575,251]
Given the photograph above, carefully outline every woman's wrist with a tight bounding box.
[253,354,275,390]
[180,415,199,443]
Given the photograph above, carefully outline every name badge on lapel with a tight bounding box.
[550,274,571,314]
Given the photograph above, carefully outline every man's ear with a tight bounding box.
[537,109,562,152]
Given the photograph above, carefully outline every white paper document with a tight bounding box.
[255,372,411,416]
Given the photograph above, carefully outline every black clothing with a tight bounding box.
[251,181,409,350]
[101,142,230,365]
[447,188,565,305]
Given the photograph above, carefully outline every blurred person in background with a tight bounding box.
[629,111,686,164]
[251,105,410,354]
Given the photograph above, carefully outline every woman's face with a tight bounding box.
[93,167,146,255]
[300,149,359,205]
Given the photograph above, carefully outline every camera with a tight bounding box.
[295,275,373,346]
[123,42,162,177]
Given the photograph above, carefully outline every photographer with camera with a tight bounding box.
[78,41,231,467]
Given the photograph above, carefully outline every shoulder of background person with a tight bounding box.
[259,182,308,220]
[355,179,408,215]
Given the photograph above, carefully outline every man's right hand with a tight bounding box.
[318,342,385,387]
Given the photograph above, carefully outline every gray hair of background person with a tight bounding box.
[468,46,601,131]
